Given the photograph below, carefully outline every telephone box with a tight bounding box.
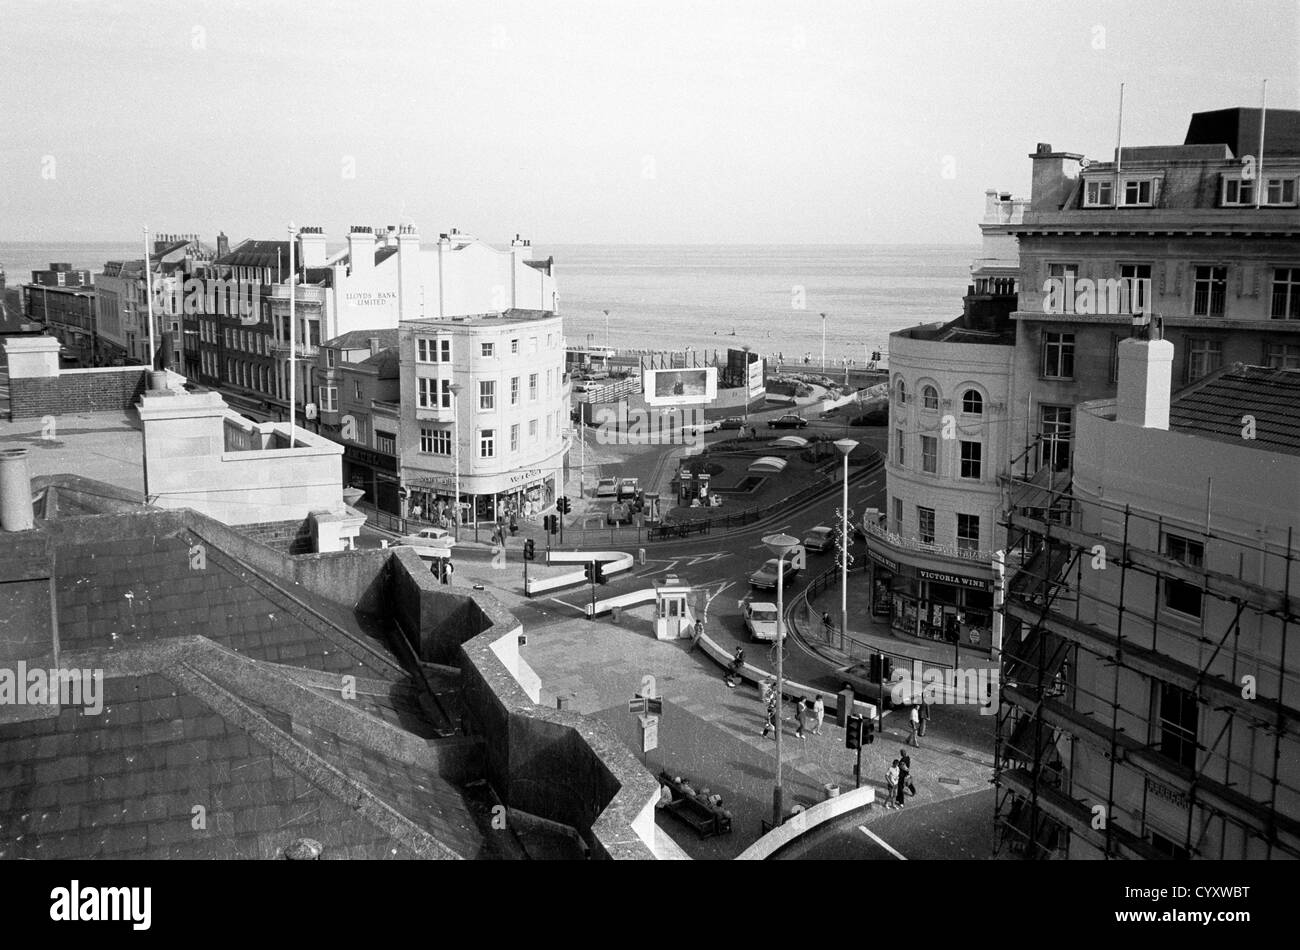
[654,575,695,641]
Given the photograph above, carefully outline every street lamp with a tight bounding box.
[603,309,611,351]
[834,439,858,651]
[820,312,827,372]
[449,382,463,541]
[762,531,800,829]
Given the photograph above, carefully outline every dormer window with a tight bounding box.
[1120,177,1158,207]
[1264,176,1298,207]
[1222,176,1255,206]
[1083,178,1114,208]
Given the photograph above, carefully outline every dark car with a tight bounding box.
[718,417,746,430]
[769,414,808,429]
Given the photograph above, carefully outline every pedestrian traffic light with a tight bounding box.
[524,539,536,561]
[846,714,864,750]
[557,496,571,515]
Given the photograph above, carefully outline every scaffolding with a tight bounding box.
[992,459,1300,860]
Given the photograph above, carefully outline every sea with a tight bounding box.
[0,241,978,362]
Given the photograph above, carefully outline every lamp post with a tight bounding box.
[603,309,610,351]
[449,382,463,541]
[834,439,858,651]
[820,312,827,372]
[763,531,800,829]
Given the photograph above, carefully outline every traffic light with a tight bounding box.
[846,714,864,750]
[557,496,571,515]
[523,539,536,561]
[594,561,607,585]
[544,515,558,535]
[584,561,594,583]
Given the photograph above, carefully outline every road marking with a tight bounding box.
[859,825,907,860]
[547,597,586,614]
[702,581,734,621]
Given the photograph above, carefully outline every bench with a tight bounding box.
[657,771,733,839]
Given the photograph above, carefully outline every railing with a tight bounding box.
[862,519,995,563]
[269,341,319,358]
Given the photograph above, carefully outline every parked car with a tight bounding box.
[617,477,640,500]
[802,526,835,552]
[607,501,633,525]
[743,602,784,641]
[595,477,618,498]
[749,557,800,589]
[769,414,808,429]
[718,417,746,430]
[397,527,454,553]
[682,420,722,435]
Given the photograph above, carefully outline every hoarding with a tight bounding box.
[643,366,717,406]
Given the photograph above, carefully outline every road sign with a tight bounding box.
[640,715,659,752]
[628,697,646,714]
[644,697,663,715]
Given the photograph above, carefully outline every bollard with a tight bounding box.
[638,547,646,565]
[823,783,840,801]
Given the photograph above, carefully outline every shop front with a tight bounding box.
[402,464,559,529]
[866,544,994,653]
[344,444,400,514]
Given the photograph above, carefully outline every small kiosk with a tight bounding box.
[654,575,695,641]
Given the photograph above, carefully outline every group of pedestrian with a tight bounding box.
[884,748,917,809]
[758,689,826,739]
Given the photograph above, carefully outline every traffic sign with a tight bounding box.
[640,715,659,752]
[628,697,646,714]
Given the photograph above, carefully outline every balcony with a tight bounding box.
[863,518,995,565]
[269,341,319,358]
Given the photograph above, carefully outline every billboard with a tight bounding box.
[644,366,718,407]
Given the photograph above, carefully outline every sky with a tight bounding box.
[1,0,1297,245]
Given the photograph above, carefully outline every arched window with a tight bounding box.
[895,378,907,405]
[962,390,983,414]
[922,385,939,411]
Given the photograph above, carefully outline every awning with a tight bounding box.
[748,456,788,475]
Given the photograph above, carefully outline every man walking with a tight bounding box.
[885,760,900,809]
[918,700,931,737]
[794,696,808,739]
[761,692,778,738]
[812,694,825,735]
[899,748,916,798]
[690,617,704,653]
[908,704,921,746]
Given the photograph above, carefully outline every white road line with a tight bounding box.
[859,825,907,860]
[547,597,586,613]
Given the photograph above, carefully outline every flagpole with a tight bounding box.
[1114,82,1125,200]
[142,227,156,369]
[288,223,296,445]
[1255,79,1268,210]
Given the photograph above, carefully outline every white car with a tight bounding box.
[803,526,835,552]
[744,602,784,642]
[595,477,618,498]
[682,420,722,435]
[398,527,453,554]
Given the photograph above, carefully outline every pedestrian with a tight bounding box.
[443,560,455,585]
[761,693,777,738]
[899,748,916,798]
[919,700,931,737]
[724,647,744,688]
[794,696,807,739]
[690,617,704,653]
[821,610,834,639]
[812,694,825,735]
[908,704,921,746]
[509,513,518,537]
[886,760,900,809]
[410,503,422,521]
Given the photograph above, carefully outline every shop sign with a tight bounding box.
[506,468,545,486]
[344,445,397,473]
[868,548,899,573]
[917,567,991,591]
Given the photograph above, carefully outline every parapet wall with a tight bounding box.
[8,366,147,419]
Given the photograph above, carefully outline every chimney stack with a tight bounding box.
[347,225,376,277]
[0,448,35,532]
[216,232,230,259]
[1115,317,1173,430]
[299,226,327,268]
[368,336,381,355]
[1028,143,1085,213]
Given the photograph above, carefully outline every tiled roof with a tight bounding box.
[357,348,399,377]
[322,329,400,351]
[0,494,492,860]
[214,240,290,269]
[1169,365,1300,456]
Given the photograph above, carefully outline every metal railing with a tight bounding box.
[861,519,995,563]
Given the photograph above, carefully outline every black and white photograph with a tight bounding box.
[0,0,1297,934]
